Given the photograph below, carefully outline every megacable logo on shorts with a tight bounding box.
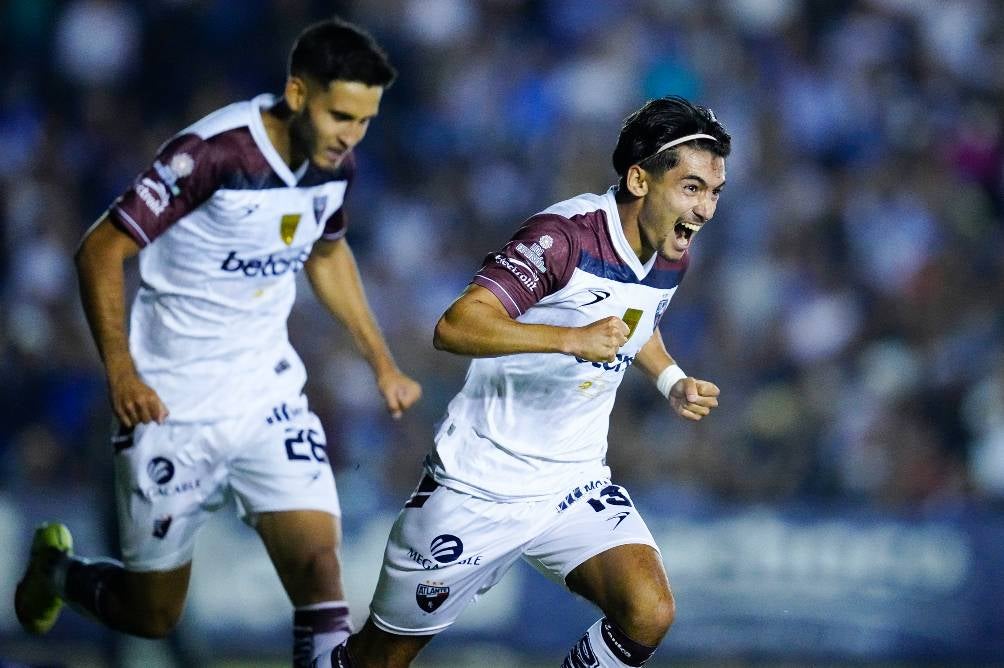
[147,457,175,484]
[430,534,464,563]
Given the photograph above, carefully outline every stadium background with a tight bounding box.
[2,0,1003,666]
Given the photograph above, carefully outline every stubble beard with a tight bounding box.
[288,111,316,168]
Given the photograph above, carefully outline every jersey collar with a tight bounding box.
[249,94,306,187]
[603,187,656,281]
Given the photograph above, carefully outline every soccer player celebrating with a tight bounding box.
[319,96,730,667]
[14,17,421,667]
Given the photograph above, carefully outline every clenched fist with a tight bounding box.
[569,316,629,363]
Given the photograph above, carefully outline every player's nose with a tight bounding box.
[692,195,713,222]
[339,123,367,148]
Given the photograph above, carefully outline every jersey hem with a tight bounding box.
[426,462,612,503]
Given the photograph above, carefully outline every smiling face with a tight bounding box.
[631,145,726,262]
[286,77,383,171]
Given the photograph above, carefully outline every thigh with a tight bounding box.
[369,475,530,636]
[228,394,341,521]
[523,480,660,586]
[256,509,343,605]
[113,421,229,571]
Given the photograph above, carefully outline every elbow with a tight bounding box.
[73,235,93,274]
[433,313,465,353]
[433,316,452,352]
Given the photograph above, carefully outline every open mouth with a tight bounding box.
[674,220,701,240]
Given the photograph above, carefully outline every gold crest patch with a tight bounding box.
[622,308,644,340]
[280,214,302,245]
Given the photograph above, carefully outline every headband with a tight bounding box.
[642,133,718,163]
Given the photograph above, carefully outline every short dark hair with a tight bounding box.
[612,96,731,179]
[289,17,397,88]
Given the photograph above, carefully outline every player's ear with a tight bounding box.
[624,164,649,198]
[284,76,309,113]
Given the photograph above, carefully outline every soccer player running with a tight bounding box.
[14,18,421,667]
[318,96,730,668]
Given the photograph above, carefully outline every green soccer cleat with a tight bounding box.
[14,522,73,635]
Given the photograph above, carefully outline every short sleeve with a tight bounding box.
[472,214,579,317]
[321,153,356,241]
[107,133,223,246]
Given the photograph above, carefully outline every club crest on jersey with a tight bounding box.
[622,308,643,339]
[280,214,302,245]
[416,582,450,612]
[653,298,670,329]
[312,196,328,225]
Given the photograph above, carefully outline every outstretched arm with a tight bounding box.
[433,284,629,362]
[75,215,169,427]
[305,237,421,419]
[635,327,719,421]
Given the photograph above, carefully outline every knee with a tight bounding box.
[611,586,676,644]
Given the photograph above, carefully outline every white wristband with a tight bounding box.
[656,364,687,399]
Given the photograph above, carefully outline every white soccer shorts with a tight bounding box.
[369,471,660,635]
[112,392,340,571]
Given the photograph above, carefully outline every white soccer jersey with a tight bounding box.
[107,94,354,421]
[427,188,688,500]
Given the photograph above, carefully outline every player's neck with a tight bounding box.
[615,193,651,263]
[261,102,306,168]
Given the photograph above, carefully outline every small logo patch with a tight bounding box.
[280,214,302,245]
[430,534,464,563]
[416,582,450,612]
[169,152,194,178]
[653,297,670,329]
[582,289,611,306]
[313,195,328,225]
[152,515,173,539]
[607,511,632,530]
[147,457,175,484]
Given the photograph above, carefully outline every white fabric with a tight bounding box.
[114,392,340,571]
[125,94,348,422]
[369,474,658,635]
[427,189,680,501]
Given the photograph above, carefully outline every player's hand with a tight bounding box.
[108,369,169,428]
[569,316,629,363]
[668,377,719,421]
[377,369,422,420]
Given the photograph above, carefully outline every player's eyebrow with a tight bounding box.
[330,109,376,121]
[681,174,727,190]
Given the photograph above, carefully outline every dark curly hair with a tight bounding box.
[612,96,731,181]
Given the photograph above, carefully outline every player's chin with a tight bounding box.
[314,152,344,171]
[659,245,686,262]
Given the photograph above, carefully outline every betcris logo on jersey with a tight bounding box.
[220,248,311,277]
[575,352,635,373]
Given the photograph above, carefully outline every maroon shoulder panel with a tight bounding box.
[472,213,581,317]
[107,128,271,246]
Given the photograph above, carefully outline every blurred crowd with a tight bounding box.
[2,0,1003,514]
